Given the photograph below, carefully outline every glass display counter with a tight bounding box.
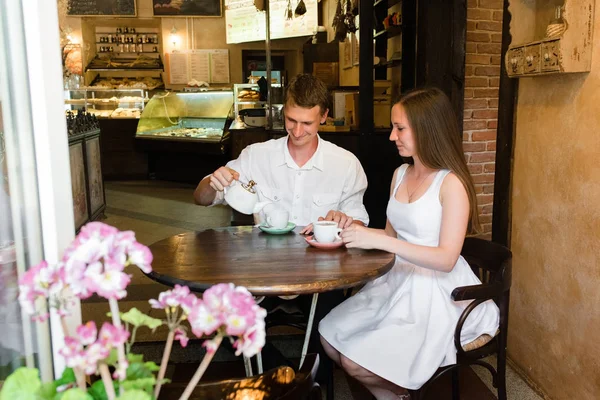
[233,83,284,128]
[64,88,146,119]
[135,90,234,143]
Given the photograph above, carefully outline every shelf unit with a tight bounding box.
[359,0,466,132]
[233,84,284,127]
[505,0,595,77]
[94,27,161,59]
[373,0,403,83]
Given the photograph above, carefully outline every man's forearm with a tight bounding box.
[194,176,217,206]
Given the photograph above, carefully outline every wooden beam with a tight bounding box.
[492,0,517,247]
[359,0,374,131]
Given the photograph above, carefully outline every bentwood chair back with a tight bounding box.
[410,237,512,400]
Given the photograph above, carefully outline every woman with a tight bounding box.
[318,88,499,400]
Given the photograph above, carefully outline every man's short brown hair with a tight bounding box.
[284,74,329,115]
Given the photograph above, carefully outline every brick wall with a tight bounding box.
[463,0,504,237]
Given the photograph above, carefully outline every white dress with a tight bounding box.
[318,164,500,390]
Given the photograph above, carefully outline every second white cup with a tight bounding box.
[265,209,289,230]
[313,221,342,243]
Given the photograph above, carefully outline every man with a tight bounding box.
[194,74,369,388]
[194,73,369,230]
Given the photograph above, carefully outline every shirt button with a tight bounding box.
[293,216,297,220]
[274,196,278,200]
[297,172,301,176]
[296,195,300,199]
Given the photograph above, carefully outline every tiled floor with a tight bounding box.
[95,180,544,400]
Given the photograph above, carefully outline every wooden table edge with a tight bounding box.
[143,256,396,296]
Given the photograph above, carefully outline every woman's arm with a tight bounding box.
[342,172,469,273]
[384,167,400,238]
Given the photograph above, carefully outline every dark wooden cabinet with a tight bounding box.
[361,0,467,131]
[68,129,106,231]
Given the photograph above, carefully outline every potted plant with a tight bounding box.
[0,222,266,400]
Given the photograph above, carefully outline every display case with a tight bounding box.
[64,88,147,119]
[135,90,234,144]
[233,83,284,128]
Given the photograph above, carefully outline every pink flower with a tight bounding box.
[203,338,220,354]
[188,283,266,357]
[202,283,233,313]
[112,359,129,381]
[84,262,130,300]
[84,342,111,374]
[189,301,221,337]
[18,261,65,319]
[232,306,267,358]
[76,321,98,346]
[98,322,129,347]
[174,327,189,348]
[149,285,197,314]
[127,241,153,274]
[59,322,127,376]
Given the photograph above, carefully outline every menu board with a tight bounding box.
[67,0,136,16]
[225,0,318,44]
[168,50,230,85]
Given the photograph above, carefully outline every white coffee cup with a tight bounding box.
[265,209,289,230]
[313,221,342,243]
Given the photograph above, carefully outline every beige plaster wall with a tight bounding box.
[509,4,600,399]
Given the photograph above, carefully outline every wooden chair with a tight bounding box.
[161,353,321,400]
[410,237,512,400]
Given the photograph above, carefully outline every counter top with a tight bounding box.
[228,120,391,136]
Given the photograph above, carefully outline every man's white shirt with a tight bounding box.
[211,135,369,226]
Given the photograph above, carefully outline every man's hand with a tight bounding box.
[299,224,314,235]
[299,210,358,235]
[209,167,240,192]
[322,210,354,229]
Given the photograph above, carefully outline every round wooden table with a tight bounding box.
[146,226,395,296]
[145,225,395,373]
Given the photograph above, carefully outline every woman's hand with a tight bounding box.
[341,225,381,249]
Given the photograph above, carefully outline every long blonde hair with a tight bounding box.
[396,87,481,233]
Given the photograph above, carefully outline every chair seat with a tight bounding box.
[462,332,494,352]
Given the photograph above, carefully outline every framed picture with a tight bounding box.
[342,36,353,70]
[69,141,89,231]
[67,0,136,16]
[153,0,222,17]
[351,33,360,66]
[85,135,105,218]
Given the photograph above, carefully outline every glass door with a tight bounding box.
[0,0,79,381]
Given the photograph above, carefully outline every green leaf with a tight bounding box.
[87,379,119,400]
[105,349,118,366]
[120,377,155,393]
[54,368,76,387]
[0,367,41,400]
[37,382,58,400]
[126,353,144,364]
[115,390,152,400]
[120,308,163,331]
[126,362,154,381]
[55,388,93,400]
[142,362,159,373]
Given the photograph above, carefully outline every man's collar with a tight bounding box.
[275,135,324,171]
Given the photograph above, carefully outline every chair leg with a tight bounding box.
[497,354,507,400]
[325,363,334,400]
[452,369,460,400]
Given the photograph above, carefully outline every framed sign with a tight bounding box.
[351,33,360,66]
[342,36,353,69]
[85,136,105,218]
[67,0,136,16]
[69,141,89,230]
[153,0,222,17]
